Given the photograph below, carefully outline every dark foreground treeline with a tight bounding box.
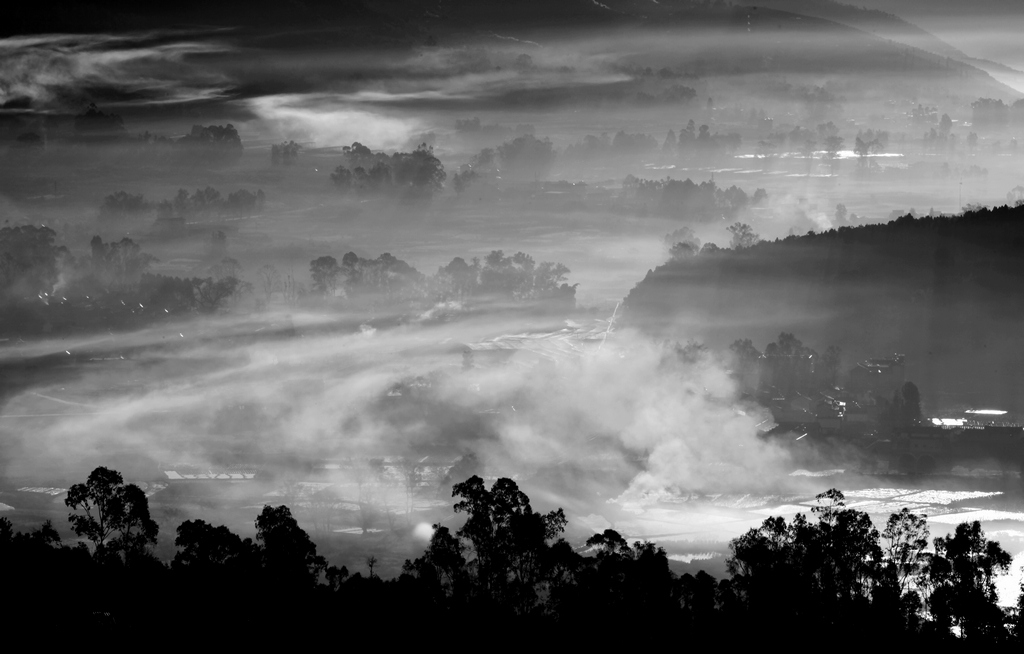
[3,467,1023,643]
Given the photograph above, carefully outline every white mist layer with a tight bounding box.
[248,94,425,150]
[0,32,232,109]
[0,312,783,504]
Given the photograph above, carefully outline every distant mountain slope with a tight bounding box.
[375,0,1022,101]
[623,205,1024,411]
[850,0,1024,27]
[849,0,1024,72]
[5,0,1019,103]
[740,0,969,59]
[742,0,1024,92]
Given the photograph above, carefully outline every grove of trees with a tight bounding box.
[0,224,249,335]
[331,142,446,199]
[624,175,766,221]
[307,249,578,312]
[0,224,67,301]
[97,186,265,224]
[65,104,245,165]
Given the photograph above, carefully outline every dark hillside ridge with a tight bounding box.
[624,205,1024,412]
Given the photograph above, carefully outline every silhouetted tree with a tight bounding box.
[729,338,761,365]
[835,203,848,224]
[224,188,265,216]
[178,124,243,160]
[937,113,952,136]
[669,241,698,260]
[0,225,67,298]
[139,273,197,313]
[98,191,151,222]
[971,98,1009,129]
[820,345,842,386]
[881,508,930,595]
[191,275,242,311]
[452,168,479,195]
[13,131,44,150]
[65,467,158,559]
[927,521,1012,641]
[331,165,353,191]
[888,381,922,424]
[402,524,468,605]
[496,134,556,180]
[823,135,844,165]
[729,490,883,637]
[255,504,327,589]
[90,236,157,291]
[475,250,574,307]
[310,256,341,296]
[727,222,760,249]
[271,140,301,166]
[173,519,258,571]
[74,103,125,138]
[391,143,446,195]
[452,475,568,612]
[258,264,281,302]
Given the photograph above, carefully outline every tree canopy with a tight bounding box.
[331,143,445,198]
[65,466,158,559]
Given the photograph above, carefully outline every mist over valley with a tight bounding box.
[3,0,1024,638]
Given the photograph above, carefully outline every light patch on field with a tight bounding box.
[144,483,167,497]
[801,497,875,509]
[608,506,761,543]
[17,487,66,496]
[949,467,1020,478]
[706,494,800,510]
[416,499,454,508]
[896,490,1002,505]
[987,529,1024,542]
[249,94,422,150]
[929,510,1024,524]
[0,502,14,511]
[668,552,720,564]
[751,504,809,516]
[790,469,845,477]
[842,488,915,499]
[857,502,930,515]
[333,527,384,534]
[168,472,255,480]
[995,552,1024,607]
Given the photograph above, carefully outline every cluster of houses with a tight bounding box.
[757,351,1024,473]
[758,353,906,440]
